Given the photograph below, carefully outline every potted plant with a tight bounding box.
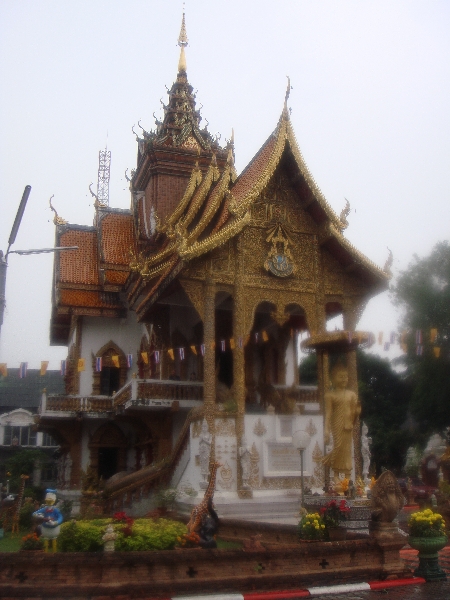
[408,509,447,581]
[20,532,45,552]
[298,512,327,541]
[321,499,350,540]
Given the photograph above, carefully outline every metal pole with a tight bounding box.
[300,448,305,508]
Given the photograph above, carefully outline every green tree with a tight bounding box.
[357,351,413,474]
[391,241,450,436]
[5,448,47,493]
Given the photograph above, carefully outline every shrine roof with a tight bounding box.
[129,103,389,317]
[58,227,99,286]
[59,289,123,309]
[98,209,135,265]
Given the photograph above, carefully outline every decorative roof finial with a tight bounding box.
[284,76,292,117]
[177,6,188,73]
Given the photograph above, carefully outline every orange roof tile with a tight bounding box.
[60,289,122,309]
[59,230,98,285]
[100,213,135,265]
[105,270,129,285]
[231,133,277,203]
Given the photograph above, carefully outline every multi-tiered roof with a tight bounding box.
[50,15,389,343]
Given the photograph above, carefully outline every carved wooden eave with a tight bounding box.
[227,106,390,292]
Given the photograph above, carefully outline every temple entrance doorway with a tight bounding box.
[98,447,118,480]
[100,367,120,396]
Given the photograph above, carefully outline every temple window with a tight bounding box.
[3,425,37,446]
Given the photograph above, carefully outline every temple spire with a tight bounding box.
[177,9,188,73]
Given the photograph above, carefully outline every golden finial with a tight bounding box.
[49,195,68,225]
[177,7,188,73]
[384,248,393,277]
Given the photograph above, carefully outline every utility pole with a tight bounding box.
[0,185,31,337]
[0,186,77,344]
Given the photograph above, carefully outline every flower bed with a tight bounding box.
[58,517,187,552]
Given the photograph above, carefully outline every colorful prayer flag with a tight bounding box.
[390,331,396,344]
[95,357,102,372]
[430,328,438,343]
[60,360,66,376]
[190,345,197,355]
[19,362,28,378]
[415,330,423,344]
[168,348,174,360]
[433,346,441,358]
[384,342,390,351]
[127,354,133,368]
[154,350,160,364]
[141,352,149,364]
[401,343,408,353]
[347,331,352,343]
[378,332,383,345]
[262,331,269,342]
[255,332,259,343]
[0,363,7,377]
[77,358,85,372]
[229,338,235,350]
[220,340,226,352]
[112,355,120,368]
[238,337,243,349]
[416,344,423,356]
[40,361,49,376]
[179,347,185,360]
[200,344,205,356]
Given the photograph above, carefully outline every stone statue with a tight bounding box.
[361,422,372,482]
[198,419,212,489]
[371,471,404,523]
[239,436,251,489]
[64,453,72,489]
[102,524,118,552]
[322,365,361,483]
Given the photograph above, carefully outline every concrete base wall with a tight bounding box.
[0,537,409,599]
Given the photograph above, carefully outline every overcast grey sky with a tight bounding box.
[1,0,449,369]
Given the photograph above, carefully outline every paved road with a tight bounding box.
[310,580,450,599]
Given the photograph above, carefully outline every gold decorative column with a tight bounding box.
[203,276,216,440]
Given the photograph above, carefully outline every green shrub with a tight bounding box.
[19,501,36,529]
[58,518,187,552]
[58,519,109,552]
[115,519,187,551]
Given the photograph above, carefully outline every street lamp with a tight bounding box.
[293,429,311,509]
[0,186,77,342]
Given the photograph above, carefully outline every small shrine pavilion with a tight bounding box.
[38,15,389,518]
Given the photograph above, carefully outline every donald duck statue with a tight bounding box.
[33,488,63,552]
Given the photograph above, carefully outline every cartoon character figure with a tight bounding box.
[32,488,63,552]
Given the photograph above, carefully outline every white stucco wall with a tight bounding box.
[78,312,145,395]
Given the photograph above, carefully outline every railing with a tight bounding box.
[45,395,113,413]
[103,405,204,513]
[137,379,203,402]
[273,385,319,404]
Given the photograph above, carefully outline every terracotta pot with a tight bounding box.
[327,527,347,541]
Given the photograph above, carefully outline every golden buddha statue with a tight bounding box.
[323,365,361,483]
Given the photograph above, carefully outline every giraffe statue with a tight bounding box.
[187,461,221,534]
[11,474,29,536]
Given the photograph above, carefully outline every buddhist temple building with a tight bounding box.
[38,15,390,519]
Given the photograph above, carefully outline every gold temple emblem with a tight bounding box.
[264,222,295,278]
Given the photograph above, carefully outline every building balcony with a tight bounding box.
[40,379,318,417]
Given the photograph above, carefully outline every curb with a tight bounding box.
[172,577,426,600]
